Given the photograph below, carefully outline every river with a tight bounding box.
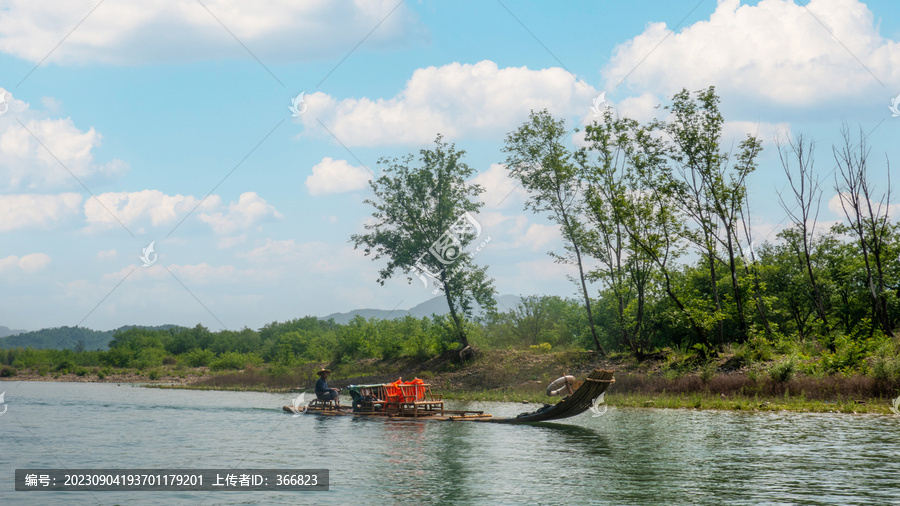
[1,381,898,504]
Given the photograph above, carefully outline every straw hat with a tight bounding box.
[316,368,331,376]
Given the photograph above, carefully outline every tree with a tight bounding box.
[351,135,495,356]
[776,135,830,334]
[833,126,895,337]
[661,87,761,344]
[579,111,657,356]
[503,110,606,355]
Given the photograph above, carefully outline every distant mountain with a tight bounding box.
[0,326,26,338]
[0,324,181,351]
[321,294,523,324]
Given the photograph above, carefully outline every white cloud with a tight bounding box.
[102,262,260,285]
[514,223,561,251]
[0,89,127,191]
[722,121,791,145]
[306,157,372,195]
[471,163,528,210]
[97,249,117,260]
[604,0,900,107]
[0,253,51,273]
[84,190,280,234]
[238,238,361,274]
[84,190,212,231]
[299,60,598,146]
[0,193,82,231]
[199,192,283,235]
[614,93,662,123]
[514,257,575,282]
[0,0,425,64]
[827,192,900,220]
[216,235,246,250]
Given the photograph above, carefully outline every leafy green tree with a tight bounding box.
[580,111,661,356]
[503,110,605,355]
[661,87,762,344]
[352,135,495,354]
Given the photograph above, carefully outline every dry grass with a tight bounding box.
[613,372,900,401]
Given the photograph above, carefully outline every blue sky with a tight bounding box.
[1,0,898,332]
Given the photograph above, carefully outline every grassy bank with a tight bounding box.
[4,349,900,414]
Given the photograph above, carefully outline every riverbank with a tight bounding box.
[3,349,899,414]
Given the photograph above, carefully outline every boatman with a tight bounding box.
[315,368,341,408]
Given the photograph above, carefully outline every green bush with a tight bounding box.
[821,330,884,374]
[148,369,162,380]
[209,352,263,371]
[699,362,716,383]
[266,363,291,377]
[55,360,75,372]
[872,355,900,381]
[0,366,16,377]
[182,348,216,367]
[769,357,796,383]
[102,347,135,368]
[529,342,552,353]
[131,348,166,370]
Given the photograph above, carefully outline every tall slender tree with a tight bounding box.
[662,87,761,344]
[351,135,496,357]
[579,111,656,356]
[776,135,830,336]
[833,126,895,337]
[503,110,605,355]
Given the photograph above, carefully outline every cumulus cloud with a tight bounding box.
[604,0,900,107]
[722,121,792,145]
[514,223,561,251]
[84,190,212,231]
[0,0,425,64]
[471,163,528,210]
[614,93,663,123]
[0,88,128,191]
[306,157,372,195]
[84,190,280,234]
[299,60,598,146]
[199,191,283,235]
[827,192,900,220]
[0,193,82,231]
[0,253,51,273]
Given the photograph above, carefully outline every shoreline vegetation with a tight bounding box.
[3,89,899,417]
[3,348,898,415]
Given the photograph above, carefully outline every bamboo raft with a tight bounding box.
[282,369,615,424]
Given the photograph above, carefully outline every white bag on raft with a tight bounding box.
[546,375,575,396]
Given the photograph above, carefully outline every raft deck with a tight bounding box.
[283,368,615,424]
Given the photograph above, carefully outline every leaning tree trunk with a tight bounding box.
[440,272,474,361]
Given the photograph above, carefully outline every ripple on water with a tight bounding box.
[2,383,899,505]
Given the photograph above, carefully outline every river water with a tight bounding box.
[1,381,898,505]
